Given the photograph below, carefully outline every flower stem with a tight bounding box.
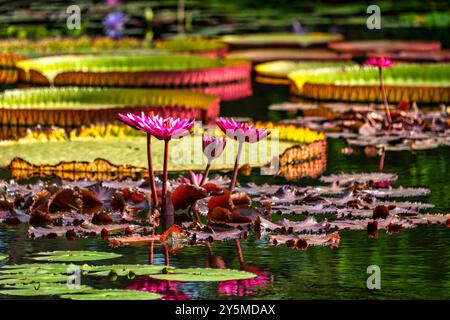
[229,141,244,192]
[147,133,158,206]
[378,67,392,125]
[161,139,171,230]
[200,161,211,186]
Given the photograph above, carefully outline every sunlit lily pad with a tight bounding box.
[61,289,162,300]
[0,283,91,296]
[32,251,121,262]
[150,268,257,282]
[0,254,8,262]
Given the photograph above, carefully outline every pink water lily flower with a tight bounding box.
[364,56,394,68]
[117,112,144,130]
[202,134,227,160]
[216,118,269,192]
[216,117,270,143]
[138,113,195,141]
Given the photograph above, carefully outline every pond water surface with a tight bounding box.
[0,82,449,300]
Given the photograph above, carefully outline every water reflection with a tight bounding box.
[217,240,274,297]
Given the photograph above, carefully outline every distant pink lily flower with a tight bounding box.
[138,113,194,141]
[216,117,270,143]
[202,134,227,161]
[181,171,205,187]
[363,56,394,125]
[216,118,270,192]
[364,56,394,68]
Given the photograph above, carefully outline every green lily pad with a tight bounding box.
[0,263,69,275]
[83,264,165,277]
[32,251,122,262]
[0,283,91,296]
[0,254,8,262]
[150,268,257,282]
[61,289,162,300]
[0,274,69,285]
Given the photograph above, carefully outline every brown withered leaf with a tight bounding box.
[202,183,224,196]
[79,188,104,214]
[231,193,252,208]
[47,188,82,214]
[268,232,340,250]
[108,234,160,248]
[91,211,113,225]
[208,189,234,212]
[171,184,208,211]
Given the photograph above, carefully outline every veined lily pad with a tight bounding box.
[0,283,91,296]
[61,289,162,300]
[150,268,257,282]
[32,251,121,262]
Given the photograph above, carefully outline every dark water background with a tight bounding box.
[1,82,449,299]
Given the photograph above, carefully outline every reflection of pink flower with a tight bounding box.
[218,266,273,297]
[216,118,270,143]
[364,57,393,68]
[126,277,190,300]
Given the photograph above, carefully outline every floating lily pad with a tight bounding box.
[61,289,162,300]
[0,283,91,296]
[83,264,165,277]
[0,254,8,262]
[0,274,69,285]
[0,263,69,275]
[150,268,257,282]
[32,251,121,262]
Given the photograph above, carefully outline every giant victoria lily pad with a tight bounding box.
[16,55,251,87]
[255,60,355,85]
[221,32,343,48]
[1,133,295,173]
[0,87,220,126]
[289,64,450,103]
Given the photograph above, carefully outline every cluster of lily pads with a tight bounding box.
[0,250,256,299]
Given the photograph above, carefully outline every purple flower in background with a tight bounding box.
[103,11,126,39]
